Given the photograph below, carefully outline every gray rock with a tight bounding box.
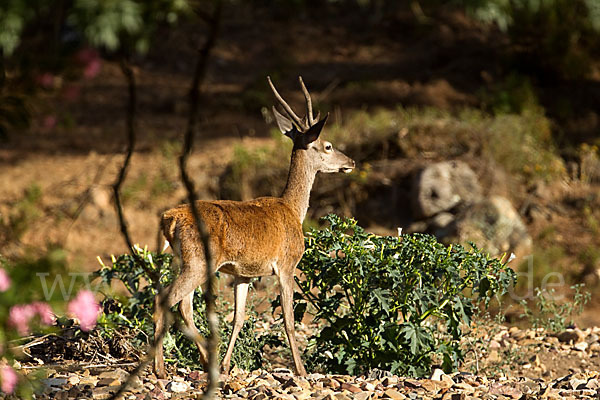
[454,195,531,255]
[92,386,117,400]
[167,380,189,393]
[42,378,68,388]
[586,378,599,389]
[569,377,587,390]
[412,160,482,218]
[573,341,589,352]
[430,212,456,237]
[382,388,406,399]
[585,333,599,344]
[99,368,129,382]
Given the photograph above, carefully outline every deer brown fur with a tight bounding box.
[153,76,355,378]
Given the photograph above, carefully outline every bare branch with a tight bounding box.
[108,57,174,400]
[178,1,223,398]
[112,60,160,284]
[110,2,222,397]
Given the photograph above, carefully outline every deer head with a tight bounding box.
[268,76,355,174]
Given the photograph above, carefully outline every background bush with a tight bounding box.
[460,0,600,79]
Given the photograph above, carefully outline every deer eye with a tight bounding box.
[324,142,333,153]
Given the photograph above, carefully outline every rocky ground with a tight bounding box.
[15,325,600,400]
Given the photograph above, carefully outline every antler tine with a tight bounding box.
[267,76,304,129]
[298,76,314,126]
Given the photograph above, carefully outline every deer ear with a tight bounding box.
[301,113,329,146]
[273,106,299,141]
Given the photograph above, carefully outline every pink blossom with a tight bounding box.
[0,365,17,394]
[76,48,102,79]
[35,72,55,89]
[32,302,55,325]
[8,304,36,335]
[75,47,99,64]
[67,290,101,331]
[0,268,10,292]
[8,302,55,335]
[83,58,101,79]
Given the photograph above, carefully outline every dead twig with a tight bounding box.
[109,2,222,398]
[108,57,175,400]
[108,1,222,397]
[111,59,160,284]
[178,1,223,398]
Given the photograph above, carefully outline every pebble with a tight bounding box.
[573,341,589,352]
[557,329,585,344]
[22,324,600,400]
[383,388,406,399]
[167,381,189,393]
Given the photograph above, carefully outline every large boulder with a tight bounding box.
[454,195,532,256]
[412,161,482,218]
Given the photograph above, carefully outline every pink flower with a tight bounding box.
[35,72,55,89]
[76,47,99,64]
[83,58,101,79]
[0,268,10,292]
[8,302,55,335]
[8,305,36,335]
[32,302,55,325]
[0,365,17,394]
[76,48,102,79]
[67,290,101,331]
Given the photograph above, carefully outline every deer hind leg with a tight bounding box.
[221,276,251,374]
[179,291,209,367]
[279,270,307,376]
[154,252,206,378]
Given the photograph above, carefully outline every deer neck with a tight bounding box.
[281,149,316,222]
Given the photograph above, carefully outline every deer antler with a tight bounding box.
[268,76,319,132]
[298,76,314,126]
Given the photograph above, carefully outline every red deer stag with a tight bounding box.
[154,76,355,378]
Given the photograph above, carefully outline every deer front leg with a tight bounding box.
[279,271,307,376]
[221,276,251,374]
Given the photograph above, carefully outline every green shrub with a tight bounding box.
[95,245,275,371]
[461,0,600,79]
[520,284,591,332]
[480,73,539,115]
[294,214,515,377]
[0,183,43,242]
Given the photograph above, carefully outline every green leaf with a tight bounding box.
[370,288,390,315]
